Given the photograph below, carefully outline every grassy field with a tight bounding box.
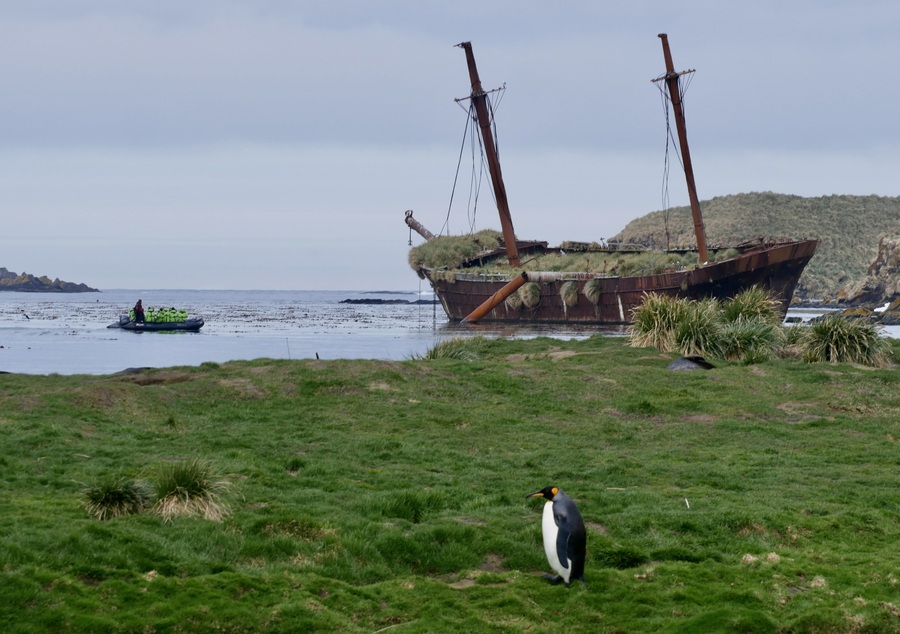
[1,336,899,633]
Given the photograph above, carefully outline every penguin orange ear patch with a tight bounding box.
[551,487,559,496]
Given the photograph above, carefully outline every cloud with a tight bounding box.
[1,1,899,290]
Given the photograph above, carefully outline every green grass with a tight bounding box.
[1,337,899,632]
[409,337,481,361]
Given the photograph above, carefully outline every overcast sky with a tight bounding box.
[1,1,898,291]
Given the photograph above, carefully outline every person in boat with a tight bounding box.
[133,300,145,323]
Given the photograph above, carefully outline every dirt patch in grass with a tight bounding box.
[262,520,332,541]
[217,378,266,399]
[115,371,195,386]
[479,554,506,572]
[679,413,720,425]
[449,578,477,589]
[72,384,147,416]
[75,384,133,408]
[248,365,279,375]
[777,401,824,423]
[446,556,508,589]
[506,348,579,363]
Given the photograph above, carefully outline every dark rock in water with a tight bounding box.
[340,298,438,305]
[341,298,410,305]
[840,307,876,321]
[877,296,900,325]
[811,302,900,325]
[667,355,715,371]
[0,267,99,293]
[784,316,802,324]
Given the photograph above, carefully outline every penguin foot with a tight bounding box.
[542,574,565,585]
[564,579,589,589]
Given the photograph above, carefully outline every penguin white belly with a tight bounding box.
[541,500,570,583]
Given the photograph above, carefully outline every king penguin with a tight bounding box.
[527,485,587,587]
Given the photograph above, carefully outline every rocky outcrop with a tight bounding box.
[840,236,900,307]
[0,268,99,293]
[825,299,900,326]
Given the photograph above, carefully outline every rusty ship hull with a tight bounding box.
[423,238,818,324]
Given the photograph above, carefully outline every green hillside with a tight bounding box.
[610,192,900,299]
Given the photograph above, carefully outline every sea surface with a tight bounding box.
[0,289,625,375]
[1,290,895,376]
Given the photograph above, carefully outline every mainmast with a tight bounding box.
[456,41,520,267]
[655,33,708,264]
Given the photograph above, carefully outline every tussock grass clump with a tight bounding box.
[82,477,152,521]
[628,293,688,351]
[411,338,480,361]
[629,288,785,362]
[519,282,541,309]
[721,319,783,364]
[560,281,578,307]
[152,459,232,523]
[584,279,602,304]
[505,291,523,310]
[629,288,892,367]
[722,285,782,324]
[801,315,890,367]
[675,299,724,357]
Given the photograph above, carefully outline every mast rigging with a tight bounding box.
[652,33,709,264]
[455,41,520,267]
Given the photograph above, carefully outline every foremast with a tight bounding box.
[456,41,520,267]
[654,33,709,264]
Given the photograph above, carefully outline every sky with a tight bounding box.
[1,1,899,291]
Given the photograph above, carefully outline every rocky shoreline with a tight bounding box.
[0,267,98,293]
[828,299,900,326]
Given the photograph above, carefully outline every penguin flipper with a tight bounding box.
[552,506,572,571]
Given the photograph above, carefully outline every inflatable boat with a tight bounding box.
[108,314,205,332]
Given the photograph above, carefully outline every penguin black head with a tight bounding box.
[526,486,559,500]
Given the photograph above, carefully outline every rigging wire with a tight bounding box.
[657,78,674,251]
[442,105,473,237]
[471,90,503,233]
[445,85,506,237]
[468,104,484,234]
[655,71,694,252]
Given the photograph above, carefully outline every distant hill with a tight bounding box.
[610,192,900,299]
[0,268,99,293]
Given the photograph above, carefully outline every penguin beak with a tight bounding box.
[526,490,545,499]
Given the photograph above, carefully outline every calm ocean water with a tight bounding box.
[0,289,625,375]
[1,290,895,376]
